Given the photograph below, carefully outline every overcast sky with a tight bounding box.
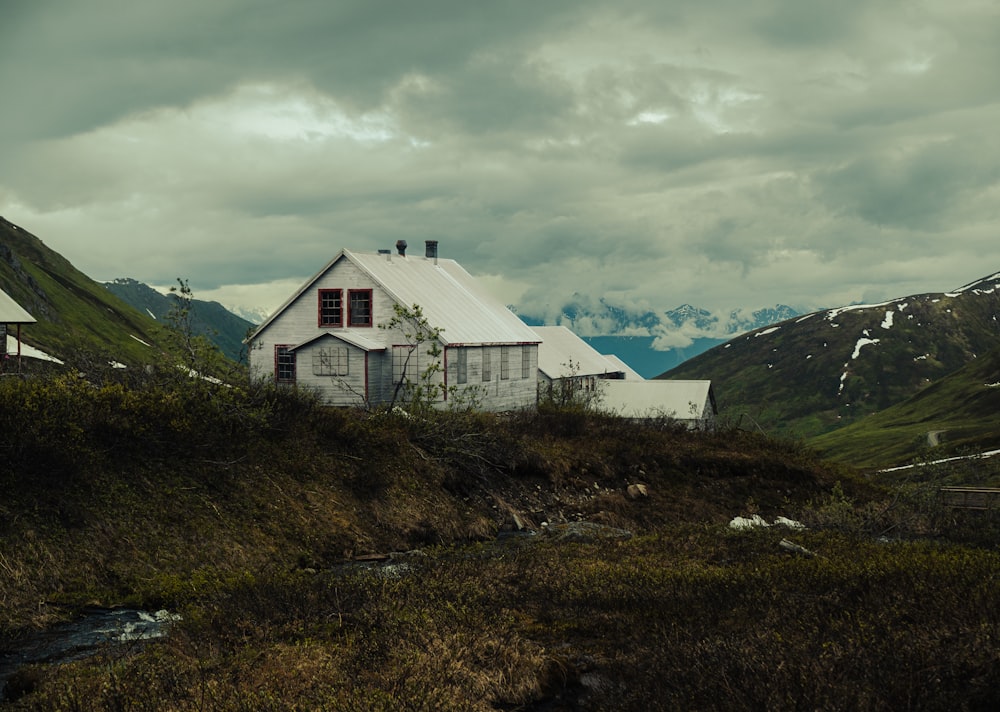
[2,0,998,330]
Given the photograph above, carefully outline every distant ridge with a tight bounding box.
[105,278,254,362]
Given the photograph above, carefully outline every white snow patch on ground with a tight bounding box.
[914,354,928,361]
[4,336,64,364]
[796,314,815,323]
[880,311,894,329]
[851,337,880,359]
[838,369,849,395]
[110,361,128,369]
[806,354,813,359]
[755,326,780,337]
[826,300,896,320]
[146,309,157,320]
[898,302,908,311]
[986,382,1000,388]
[729,515,806,530]
[879,448,1000,473]
[130,334,152,347]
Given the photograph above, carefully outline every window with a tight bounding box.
[392,344,418,385]
[318,289,342,327]
[348,289,372,327]
[455,348,467,384]
[275,345,296,383]
[313,346,349,376]
[482,348,491,382]
[521,345,531,379]
[500,346,510,380]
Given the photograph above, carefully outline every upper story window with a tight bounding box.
[319,289,342,327]
[348,289,372,327]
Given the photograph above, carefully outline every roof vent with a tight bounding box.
[378,248,391,262]
[425,240,438,263]
[395,240,407,256]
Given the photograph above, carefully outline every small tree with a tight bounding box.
[380,303,484,413]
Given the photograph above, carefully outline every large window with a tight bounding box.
[392,344,418,385]
[318,289,342,327]
[500,346,510,380]
[482,348,491,382]
[275,345,296,383]
[521,345,532,379]
[455,348,468,384]
[313,346,349,376]
[348,289,372,327]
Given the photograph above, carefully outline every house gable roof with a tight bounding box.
[533,325,623,379]
[0,288,36,324]
[249,249,540,346]
[290,330,386,352]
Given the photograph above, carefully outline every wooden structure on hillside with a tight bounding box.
[939,487,1000,511]
[1,287,36,373]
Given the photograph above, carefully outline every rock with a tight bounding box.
[778,538,817,557]
[626,483,648,499]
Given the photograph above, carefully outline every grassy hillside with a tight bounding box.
[810,346,1000,469]
[1,217,171,367]
[663,276,1000,440]
[1,374,998,709]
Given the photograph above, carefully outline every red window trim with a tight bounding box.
[318,288,343,328]
[347,288,373,328]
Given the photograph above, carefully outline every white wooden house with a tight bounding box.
[246,241,541,410]
[1,287,36,371]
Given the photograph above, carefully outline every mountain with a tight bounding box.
[519,299,799,377]
[104,278,255,362]
[809,345,1000,468]
[1,216,172,368]
[662,272,1000,441]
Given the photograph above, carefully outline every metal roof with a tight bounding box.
[0,288,35,324]
[533,325,623,378]
[250,249,540,346]
[599,380,716,419]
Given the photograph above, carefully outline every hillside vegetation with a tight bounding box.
[1,372,998,710]
[811,346,1000,469]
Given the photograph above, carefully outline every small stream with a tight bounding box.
[0,608,180,701]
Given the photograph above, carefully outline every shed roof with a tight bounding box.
[250,250,540,347]
[291,330,386,352]
[599,380,716,420]
[533,325,623,379]
[0,288,36,324]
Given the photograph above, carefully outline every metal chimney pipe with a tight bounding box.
[425,240,438,263]
[395,240,407,256]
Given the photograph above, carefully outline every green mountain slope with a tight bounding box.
[1,216,171,367]
[809,345,1000,469]
[661,272,1000,439]
[104,278,254,362]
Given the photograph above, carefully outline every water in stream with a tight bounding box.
[0,608,180,701]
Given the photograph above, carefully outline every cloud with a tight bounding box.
[2,0,999,326]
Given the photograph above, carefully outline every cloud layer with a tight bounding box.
[2,0,998,320]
